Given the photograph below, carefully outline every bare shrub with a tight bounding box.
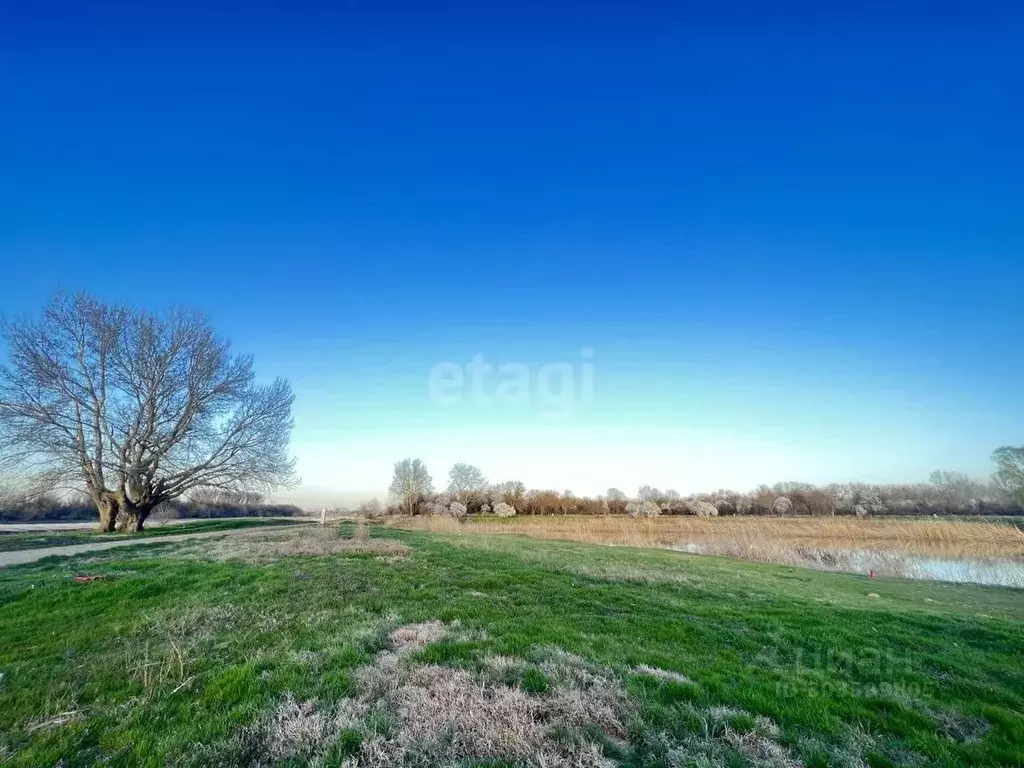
[358,498,383,518]
[627,500,661,518]
[772,496,793,515]
[713,497,737,515]
[686,500,719,517]
[855,487,886,515]
[419,500,447,516]
[494,502,516,518]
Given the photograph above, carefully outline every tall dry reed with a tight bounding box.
[390,515,1024,559]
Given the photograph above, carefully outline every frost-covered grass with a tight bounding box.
[0,522,1021,766]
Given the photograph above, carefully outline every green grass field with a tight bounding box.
[0,523,1021,767]
[0,518,301,553]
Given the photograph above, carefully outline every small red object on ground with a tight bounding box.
[868,569,877,579]
[73,575,105,583]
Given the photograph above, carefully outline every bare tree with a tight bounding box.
[929,470,983,510]
[358,497,383,518]
[389,458,433,515]
[605,487,626,515]
[992,446,1024,503]
[490,480,526,508]
[189,488,267,507]
[0,478,19,510]
[446,462,487,504]
[0,293,297,532]
[558,489,577,515]
[637,485,663,503]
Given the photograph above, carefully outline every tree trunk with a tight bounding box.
[123,500,155,532]
[95,493,119,533]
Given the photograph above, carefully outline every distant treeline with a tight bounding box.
[375,483,1023,518]
[370,460,1024,519]
[0,489,302,523]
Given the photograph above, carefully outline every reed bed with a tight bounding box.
[390,514,1024,560]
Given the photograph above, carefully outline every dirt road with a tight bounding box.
[0,530,248,568]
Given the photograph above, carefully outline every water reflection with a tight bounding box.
[670,542,1024,587]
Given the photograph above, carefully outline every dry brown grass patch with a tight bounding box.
[633,664,694,685]
[25,710,83,733]
[931,709,991,743]
[389,620,447,651]
[233,622,863,767]
[723,728,803,768]
[187,526,410,563]
[238,693,365,765]
[343,642,630,766]
[239,623,634,767]
[664,704,803,768]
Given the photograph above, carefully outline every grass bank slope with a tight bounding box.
[0,524,1020,767]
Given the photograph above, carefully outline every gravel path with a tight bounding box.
[0,530,251,568]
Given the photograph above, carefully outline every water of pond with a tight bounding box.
[670,542,1024,588]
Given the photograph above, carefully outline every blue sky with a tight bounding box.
[1,2,1022,504]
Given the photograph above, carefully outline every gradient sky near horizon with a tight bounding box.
[1,2,1022,506]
